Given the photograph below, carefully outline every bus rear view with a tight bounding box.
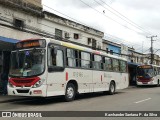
[136,65,160,86]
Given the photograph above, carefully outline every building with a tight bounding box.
[0,0,43,92]
[0,0,104,92]
[42,11,104,49]
[0,0,104,48]
[103,39,121,56]
[103,39,130,58]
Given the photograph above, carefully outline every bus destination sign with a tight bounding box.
[16,39,46,49]
[138,65,152,69]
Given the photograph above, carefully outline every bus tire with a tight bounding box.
[108,81,115,95]
[157,80,160,87]
[65,83,76,102]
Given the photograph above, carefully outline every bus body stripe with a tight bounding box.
[66,72,68,81]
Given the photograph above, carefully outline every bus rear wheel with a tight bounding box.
[65,83,76,102]
[108,81,115,95]
[157,80,160,87]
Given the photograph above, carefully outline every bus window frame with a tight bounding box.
[79,51,92,69]
[66,48,79,68]
[103,56,113,72]
[112,58,120,72]
[92,54,103,70]
[119,60,127,73]
[47,44,65,72]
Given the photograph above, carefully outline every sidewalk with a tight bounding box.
[127,85,137,89]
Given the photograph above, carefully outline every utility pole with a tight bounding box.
[147,35,157,64]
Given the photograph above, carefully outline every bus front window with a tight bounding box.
[137,68,153,78]
[10,49,45,77]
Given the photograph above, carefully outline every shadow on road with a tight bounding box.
[136,85,158,89]
[9,92,125,105]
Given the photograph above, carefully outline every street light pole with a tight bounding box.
[147,35,157,64]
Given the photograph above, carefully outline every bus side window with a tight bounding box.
[66,49,78,67]
[120,61,127,72]
[158,68,160,75]
[80,52,91,69]
[50,48,64,67]
[56,50,64,67]
[112,59,120,72]
[51,49,56,66]
[93,55,103,70]
[104,57,112,71]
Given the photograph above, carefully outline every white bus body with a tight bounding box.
[8,38,129,101]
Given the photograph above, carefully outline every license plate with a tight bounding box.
[142,82,148,84]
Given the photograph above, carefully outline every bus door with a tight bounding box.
[92,55,106,92]
[47,45,65,96]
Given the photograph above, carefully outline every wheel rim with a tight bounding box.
[110,84,115,93]
[67,87,74,99]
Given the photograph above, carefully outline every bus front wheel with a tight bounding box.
[65,83,76,102]
[157,80,160,87]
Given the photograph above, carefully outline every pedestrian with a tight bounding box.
[1,72,8,95]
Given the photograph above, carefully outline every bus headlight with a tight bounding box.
[8,81,14,88]
[151,78,154,81]
[32,79,45,88]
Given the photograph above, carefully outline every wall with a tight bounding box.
[108,44,120,56]
[0,4,40,40]
[0,4,104,48]
[43,12,104,48]
[26,0,42,8]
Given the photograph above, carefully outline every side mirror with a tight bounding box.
[51,47,58,56]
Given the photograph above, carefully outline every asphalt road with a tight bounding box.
[0,86,160,120]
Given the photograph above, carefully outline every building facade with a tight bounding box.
[0,0,104,92]
[42,11,104,49]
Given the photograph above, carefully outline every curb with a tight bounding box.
[126,86,137,89]
[0,96,33,103]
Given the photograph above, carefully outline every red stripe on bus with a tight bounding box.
[9,77,40,87]
[66,72,68,81]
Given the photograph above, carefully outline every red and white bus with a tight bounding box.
[8,38,129,101]
[136,65,160,86]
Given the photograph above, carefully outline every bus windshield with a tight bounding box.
[9,49,45,77]
[137,67,153,78]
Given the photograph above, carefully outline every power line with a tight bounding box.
[78,0,146,35]
[99,0,153,35]
[104,33,149,50]
[93,0,151,35]
[41,0,147,49]
[36,0,151,53]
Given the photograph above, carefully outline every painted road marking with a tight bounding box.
[134,98,151,104]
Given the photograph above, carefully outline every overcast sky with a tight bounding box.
[42,0,160,54]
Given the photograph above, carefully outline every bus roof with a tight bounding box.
[47,38,127,61]
[19,38,127,61]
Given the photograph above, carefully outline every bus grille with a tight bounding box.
[13,79,34,84]
[137,78,151,82]
[9,77,40,87]
[16,89,29,93]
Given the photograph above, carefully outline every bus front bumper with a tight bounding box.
[7,85,47,97]
[136,81,157,85]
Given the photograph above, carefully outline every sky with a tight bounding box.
[42,0,160,54]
